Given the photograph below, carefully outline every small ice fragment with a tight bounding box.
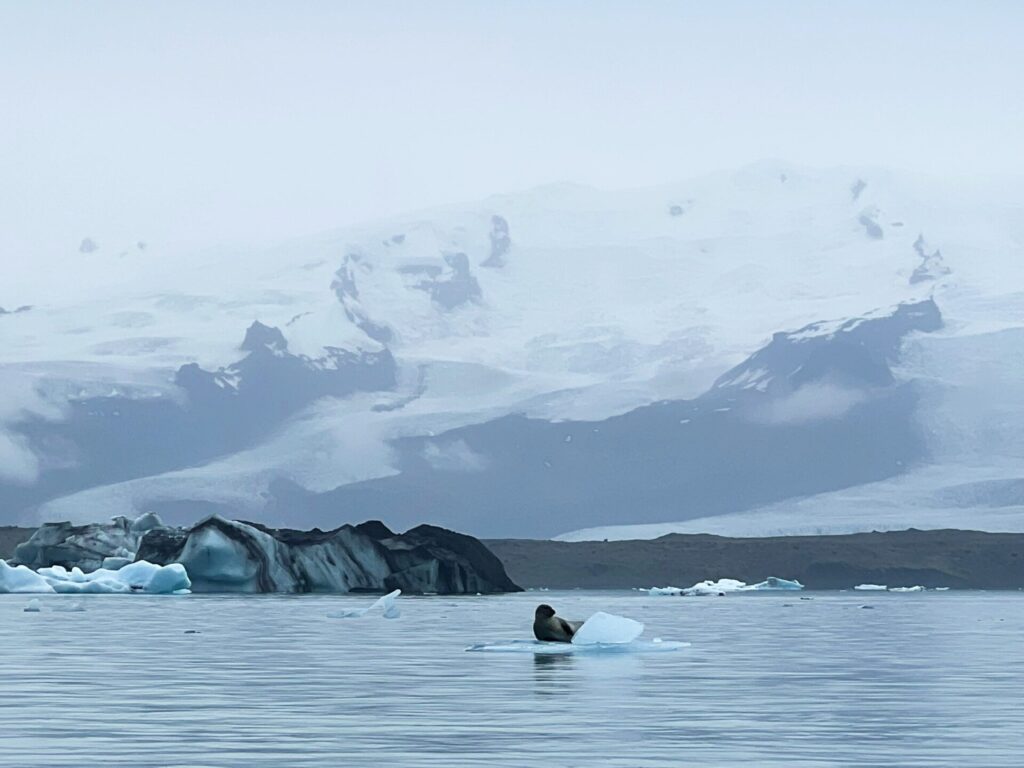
[24,599,41,612]
[854,584,887,591]
[53,601,86,613]
[571,612,644,645]
[935,587,951,591]
[889,586,925,593]
[327,589,401,619]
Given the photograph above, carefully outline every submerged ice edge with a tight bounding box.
[465,639,690,654]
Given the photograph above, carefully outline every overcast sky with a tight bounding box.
[2,0,1022,257]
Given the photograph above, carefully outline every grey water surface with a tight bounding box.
[1,590,1022,767]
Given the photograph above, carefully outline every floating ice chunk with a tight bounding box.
[889,586,925,593]
[572,611,644,645]
[327,589,402,619]
[0,561,56,594]
[3,559,190,594]
[750,577,804,590]
[935,587,951,591]
[653,577,804,596]
[683,578,749,596]
[24,598,41,612]
[854,584,887,591]
[52,601,86,612]
[466,640,689,654]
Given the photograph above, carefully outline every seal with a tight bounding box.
[533,604,583,643]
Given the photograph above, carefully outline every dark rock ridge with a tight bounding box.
[910,234,951,285]
[486,529,1024,590]
[332,254,394,343]
[132,515,521,594]
[276,300,943,538]
[481,215,511,267]
[2,322,396,522]
[415,252,482,309]
[858,208,884,239]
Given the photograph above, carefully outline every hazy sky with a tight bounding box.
[2,0,1022,257]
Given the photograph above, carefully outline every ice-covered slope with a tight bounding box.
[2,162,1023,537]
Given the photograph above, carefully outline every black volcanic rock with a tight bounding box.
[482,215,511,267]
[134,515,521,594]
[417,252,482,309]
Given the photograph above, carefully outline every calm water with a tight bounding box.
[2,590,1022,767]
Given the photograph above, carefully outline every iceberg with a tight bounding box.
[24,598,41,612]
[646,577,805,596]
[0,558,191,595]
[854,584,888,591]
[0,561,56,594]
[327,589,401,619]
[889,585,925,593]
[571,612,644,645]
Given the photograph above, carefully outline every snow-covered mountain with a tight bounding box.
[2,162,1023,538]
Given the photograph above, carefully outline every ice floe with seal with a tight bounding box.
[0,559,191,595]
[467,611,689,654]
[327,589,401,619]
[642,576,803,596]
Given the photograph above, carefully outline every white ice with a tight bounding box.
[0,558,191,594]
[571,612,644,645]
[888,586,925,593]
[854,584,888,591]
[645,577,804,596]
[23,598,41,612]
[0,560,56,594]
[327,589,401,619]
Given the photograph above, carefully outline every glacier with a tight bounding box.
[3,163,1024,538]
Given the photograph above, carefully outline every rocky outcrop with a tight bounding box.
[415,252,481,309]
[481,215,511,267]
[910,234,951,284]
[133,515,521,594]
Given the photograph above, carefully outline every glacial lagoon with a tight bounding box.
[2,590,1023,767]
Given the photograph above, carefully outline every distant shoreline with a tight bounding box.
[486,529,1024,591]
